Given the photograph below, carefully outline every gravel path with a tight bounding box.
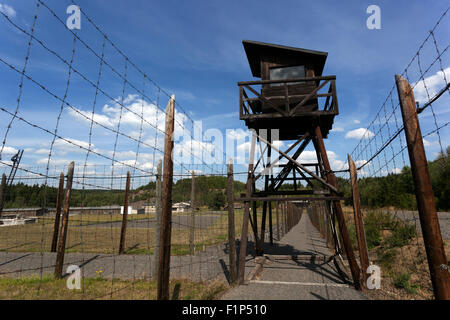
[221,213,367,300]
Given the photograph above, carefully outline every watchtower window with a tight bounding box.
[269,65,305,86]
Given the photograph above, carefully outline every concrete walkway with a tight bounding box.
[221,213,367,300]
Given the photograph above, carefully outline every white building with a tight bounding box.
[120,206,141,215]
[172,202,191,213]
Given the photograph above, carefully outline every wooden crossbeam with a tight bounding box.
[256,133,340,194]
[244,84,289,117]
[289,79,329,116]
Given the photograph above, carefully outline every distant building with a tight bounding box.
[0,214,37,227]
[224,203,243,210]
[48,206,121,215]
[1,207,47,217]
[144,203,156,214]
[172,202,191,212]
[120,206,144,215]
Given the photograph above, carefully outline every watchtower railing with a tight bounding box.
[238,75,338,119]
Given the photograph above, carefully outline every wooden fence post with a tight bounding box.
[157,95,175,300]
[51,173,65,253]
[119,171,131,255]
[237,131,256,284]
[0,173,6,218]
[395,74,449,300]
[189,171,195,255]
[348,154,370,282]
[54,162,75,279]
[152,159,162,279]
[227,160,237,284]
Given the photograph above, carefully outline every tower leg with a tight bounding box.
[314,126,362,290]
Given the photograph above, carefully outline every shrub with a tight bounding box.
[387,222,416,247]
[363,211,383,249]
[377,248,397,270]
[393,273,419,294]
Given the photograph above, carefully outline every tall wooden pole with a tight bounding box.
[189,171,195,255]
[348,154,369,281]
[395,74,449,300]
[54,162,75,279]
[227,160,237,284]
[238,132,256,284]
[314,127,362,290]
[276,201,280,240]
[0,173,6,218]
[152,159,162,279]
[157,95,175,300]
[51,173,65,253]
[119,171,131,254]
[268,202,273,245]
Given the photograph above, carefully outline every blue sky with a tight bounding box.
[0,0,448,187]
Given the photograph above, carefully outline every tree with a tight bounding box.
[208,191,225,210]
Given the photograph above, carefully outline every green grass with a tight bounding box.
[393,273,420,294]
[386,222,416,247]
[0,275,227,300]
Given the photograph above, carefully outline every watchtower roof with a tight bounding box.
[242,40,328,78]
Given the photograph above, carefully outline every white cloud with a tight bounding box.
[345,128,375,140]
[227,129,250,140]
[422,138,434,147]
[36,158,72,166]
[330,126,345,132]
[53,138,91,154]
[353,119,361,124]
[68,94,166,133]
[413,67,450,104]
[2,146,18,155]
[0,4,16,17]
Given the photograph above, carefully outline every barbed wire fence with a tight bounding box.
[0,0,248,300]
[332,6,450,299]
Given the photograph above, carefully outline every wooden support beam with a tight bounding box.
[238,132,256,284]
[269,201,273,245]
[271,136,312,190]
[189,171,195,255]
[238,75,336,86]
[314,127,362,290]
[51,173,65,253]
[255,133,339,193]
[276,201,280,240]
[254,189,329,196]
[0,173,6,218]
[237,196,348,202]
[157,95,175,300]
[54,162,74,279]
[348,154,370,283]
[227,161,237,284]
[119,171,131,255]
[289,79,330,116]
[254,134,307,181]
[396,74,449,300]
[152,160,162,280]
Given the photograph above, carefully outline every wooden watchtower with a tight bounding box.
[237,40,361,289]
